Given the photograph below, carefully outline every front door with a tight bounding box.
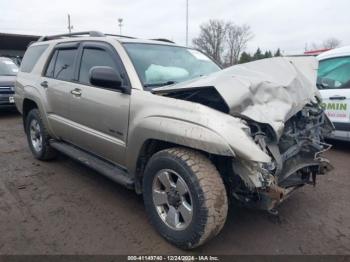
[66,42,131,167]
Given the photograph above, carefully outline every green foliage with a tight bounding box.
[264,50,273,58]
[252,48,262,60]
[274,48,282,57]
[238,48,282,64]
[239,52,252,64]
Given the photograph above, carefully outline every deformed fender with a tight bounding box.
[125,90,271,177]
[125,114,271,175]
[126,116,233,174]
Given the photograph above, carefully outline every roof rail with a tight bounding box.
[37,31,105,42]
[150,38,175,44]
[104,33,136,39]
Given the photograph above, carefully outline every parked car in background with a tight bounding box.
[0,57,18,110]
[9,56,22,67]
[317,46,350,141]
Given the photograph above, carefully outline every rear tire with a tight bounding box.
[25,109,56,160]
[143,147,228,249]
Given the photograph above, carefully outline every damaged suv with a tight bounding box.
[15,31,333,249]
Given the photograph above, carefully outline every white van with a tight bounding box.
[317,46,350,141]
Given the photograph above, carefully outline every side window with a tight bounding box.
[318,56,350,89]
[20,44,48,73]
[45,50,58,78]
[78,48,120,85]
[53,49,78,81]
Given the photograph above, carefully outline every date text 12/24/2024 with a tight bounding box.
[127,255,220,261]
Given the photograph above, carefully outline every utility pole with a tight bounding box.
[118,18,123,35]
[186,0,189,47]
[67,14,73,34]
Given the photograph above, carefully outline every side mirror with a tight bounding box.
[89,66,128,93]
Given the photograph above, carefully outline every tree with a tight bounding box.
[322,37,341,49]
[306,37,341,51]
[310,42,319,50]
[225,23,253,66]
[192,19,228,65]
[264,50,272,58]
[239,52,252,64]
[274,48,282,57]
[253,48,264,60]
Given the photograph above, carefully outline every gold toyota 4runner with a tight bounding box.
[15,31,333,249]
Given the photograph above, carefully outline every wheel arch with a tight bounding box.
[22,98,39,132]
[131,138,234,194]
[141,147,228,249]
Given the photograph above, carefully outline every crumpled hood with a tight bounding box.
[154,57,320,138]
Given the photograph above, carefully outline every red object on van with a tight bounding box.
[304,48,331,56]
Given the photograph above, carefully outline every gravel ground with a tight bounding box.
[0,111,349,255]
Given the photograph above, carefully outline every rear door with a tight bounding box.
[317,56,350,138]
[41,42,79,140]
[66,41,131,166]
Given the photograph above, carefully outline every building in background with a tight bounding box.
[0,32,39,65]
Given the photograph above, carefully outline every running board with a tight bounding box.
[50,141,134,189]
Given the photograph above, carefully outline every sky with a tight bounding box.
[0,0,349,54]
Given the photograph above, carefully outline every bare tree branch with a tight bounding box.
[322,37,341,49]
[225,23,253,66]
[192,19,228,65]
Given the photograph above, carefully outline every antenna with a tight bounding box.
[67,14,74,34]
[186,0,189,47]
[118,18,123,35]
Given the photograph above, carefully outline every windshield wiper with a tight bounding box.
[144,81,177,88]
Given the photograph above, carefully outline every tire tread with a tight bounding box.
[26,109,56,160]
[156,147,228,248]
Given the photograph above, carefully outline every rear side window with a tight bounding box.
[20,44,48,73]
[78,48,120,85]
[317,56,350,89]
[45,48,78,81]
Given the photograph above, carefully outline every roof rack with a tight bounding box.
[104,33,136,39]
[37,31,105,42]
[150,38,175,44]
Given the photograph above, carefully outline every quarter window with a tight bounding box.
[20,44,48,73]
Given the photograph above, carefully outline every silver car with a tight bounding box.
[15,31,333,249]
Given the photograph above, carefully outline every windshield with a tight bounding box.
[123,43,221,89]
[0,58,19,76]
[317,56,350,89]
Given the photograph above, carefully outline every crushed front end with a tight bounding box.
[230,103,334,211]
[154,56,334,212]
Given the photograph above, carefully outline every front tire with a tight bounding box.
[143,147,228,249]
[25,109,56,160]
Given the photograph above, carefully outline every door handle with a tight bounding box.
[70,88,82,97]
[40,81,48,88]
[329,96,346,100]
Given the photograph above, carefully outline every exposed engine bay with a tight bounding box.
[153,56,334,211]
[230,104,333,211]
